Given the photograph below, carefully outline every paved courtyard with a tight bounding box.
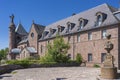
[0,67,100,80]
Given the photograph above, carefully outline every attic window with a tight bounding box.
[57,25,65,34]
[78,18,88,31]
[66,22,75,33]
[95,12,107,26]
[42,31,49,39]
[49,28,56,37]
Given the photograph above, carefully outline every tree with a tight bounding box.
[46,35,70,63]
[0,48,8,60]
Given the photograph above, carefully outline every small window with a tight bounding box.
[31,33,34,38]
[88,32,92,40]
[77,34,80,42]
[102,29,107,39]
[97,15,102,26]
[101,53,106,62]
[88,53,92,62]
[67,24,71,33]
[68,54,71,59]
[68,36,71,43]
[79,21,84,30]
[41,45,43,53]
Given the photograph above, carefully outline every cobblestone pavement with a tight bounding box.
[0,67,100,80]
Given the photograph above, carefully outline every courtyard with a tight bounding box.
[0,67,100,80]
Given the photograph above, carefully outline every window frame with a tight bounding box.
[77,33,80,42]
[102,29,107,39]
[88,32,92,40]
[101,53,106,63]
[88,53,92,62]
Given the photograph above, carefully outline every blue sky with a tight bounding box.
[0,0,119,49]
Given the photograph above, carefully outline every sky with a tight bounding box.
[0,0,119,49]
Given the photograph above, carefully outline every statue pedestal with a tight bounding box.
[101,67,117,79]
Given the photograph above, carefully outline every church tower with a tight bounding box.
[9,14,16,52]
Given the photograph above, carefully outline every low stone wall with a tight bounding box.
[30,63,80,68]
[0,63,80,75]
[0,65,23,75]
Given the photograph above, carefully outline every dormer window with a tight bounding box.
[95,12,107,26]
[57,25,61,34]
[66,22,75,33]
[42,31,49,39]
[49,28,56,37]
[97,15,102,26]
[78,18,88,31]
[79,21,84,29]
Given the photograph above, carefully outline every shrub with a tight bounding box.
[27,55,40,60]
[40,53,55,63]
[76,53,82,63]
[93,64,100,68]
[6,59,31,68]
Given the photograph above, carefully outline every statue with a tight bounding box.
[103,34,114,67]
[10,14,14,23]
[101,34,117,79]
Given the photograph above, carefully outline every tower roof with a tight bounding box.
[15,23,28,35]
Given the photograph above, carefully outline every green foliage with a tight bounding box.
[26,55,40,60]
[41,35,70,63]
[93,64,100,68]
[40,53,55,62]
[0,48,8,60]
[76,53,82,63]
[6,59,31,68]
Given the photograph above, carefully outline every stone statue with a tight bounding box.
[103,34,114,67]
[101,34,117,79]
[10,14,14,23]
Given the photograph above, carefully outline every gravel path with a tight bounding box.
[0,67,100,80]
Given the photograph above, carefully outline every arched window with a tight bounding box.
[95,12,107,27]
[79,20,84,29]
[78,18,88,30]
[97,15,102,26]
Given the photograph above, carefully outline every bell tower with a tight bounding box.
[9,14,16,52]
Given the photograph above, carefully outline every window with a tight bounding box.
[88,53,92,62]
[47,40,50,44]
[88,32,92,40]
[77,34,80,42]
[41,45,43,53]
[68,36,71,43]
[102,29,107,39]
[97,15,102,26]
[31,33,34,38]
[101,53,106,62]
[58,27,61,34]
[68,54,71,59]
[66,22,71,33]
[79,21,84,30]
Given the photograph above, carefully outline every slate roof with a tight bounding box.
[15,23,28,36]
[39,3,119,41]
[18,37,28,44]
[33,23,45,35]
[11,48,21,54]
[26,47,37,53]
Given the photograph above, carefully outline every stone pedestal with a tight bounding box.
[101,67,117,79]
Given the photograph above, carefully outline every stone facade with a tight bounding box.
[8,3,120,68]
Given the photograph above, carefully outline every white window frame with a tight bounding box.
[88,32,92,40]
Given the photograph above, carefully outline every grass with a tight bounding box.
[11,71,17,74]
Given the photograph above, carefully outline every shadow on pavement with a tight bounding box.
[0,75,12,79]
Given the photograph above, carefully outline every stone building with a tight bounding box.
[8,3,120,68]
